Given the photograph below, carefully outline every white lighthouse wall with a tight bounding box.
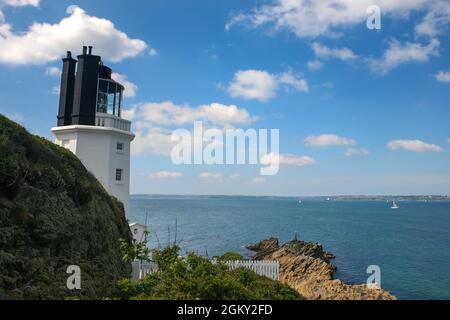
[53,126,133,215]
[53,131,78,154]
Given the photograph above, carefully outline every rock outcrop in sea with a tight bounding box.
[247,238,396,300]
[0,115,132,299]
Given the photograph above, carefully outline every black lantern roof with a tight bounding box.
[57,46,124,127]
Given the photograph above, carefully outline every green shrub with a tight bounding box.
[119,238,151,263]
[116,246,304,300]
[216,252,245,261]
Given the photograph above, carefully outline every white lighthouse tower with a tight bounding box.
[51,47,135,215]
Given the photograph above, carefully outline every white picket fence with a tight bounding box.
[224,260,280,281]
[131,260,158,281]
[131,260,280,281]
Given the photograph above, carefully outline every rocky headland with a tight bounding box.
[247,238,396,300]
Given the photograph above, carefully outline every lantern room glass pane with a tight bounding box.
[98,79,108,93]
[117,89,123,117]
[107,82,116,115]
[97,79,123,117]
[97,79,108,113]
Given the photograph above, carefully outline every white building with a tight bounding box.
[51,47,135,216]
[129,222,148,244]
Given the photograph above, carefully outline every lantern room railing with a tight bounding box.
[96,113,131,132]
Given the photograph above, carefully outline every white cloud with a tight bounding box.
[447,138,450,143]
[307,60,324,71]
[305,134,357,147]
[0,0,39,25]
[227,69,309,101]
[345,147,370,157]
[435,71,450,83]
[226,0,432,38]
[132,126,176,156]
[149,48,158,57]
[312,42,358,61]
[1,0,39,7]
[280,154,316,167]
[278,70,309,92]
[321,82,334,89]
[149,171,183,179]
[369,38,440,74]
[45,66,61,77]
[127,101,257,156]
[121,107,136,121]
[415,0,450,37]
[51,86,60,96]
[199,172,224,180]
[227,1,447,75]
[130,101,255,127]
[260,153,316,167]
[227,70,278,102]
[387,139,443,153]
[0,6,150,65]
[252,177,266,184]
[112,73,138,98]
[230,173,241,180]
[199,172,256,183]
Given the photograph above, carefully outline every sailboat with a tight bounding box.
[391,201,400,209]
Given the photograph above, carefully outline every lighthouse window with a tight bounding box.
[97,79,123,117]
[115,169,123,182]
[116,142,124,151]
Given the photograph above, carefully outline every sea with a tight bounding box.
[129,195,450,300]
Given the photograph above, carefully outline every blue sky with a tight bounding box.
[1,0,449,196]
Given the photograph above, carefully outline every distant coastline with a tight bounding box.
[131,194,450,201]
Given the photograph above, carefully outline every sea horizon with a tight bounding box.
[131,194,450,200]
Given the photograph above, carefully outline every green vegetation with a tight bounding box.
[215,252,245,261]
[0,114,132,299]
[119,238,151,263]
[116,246,304,300]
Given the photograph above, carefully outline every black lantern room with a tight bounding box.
[57,46,125,127]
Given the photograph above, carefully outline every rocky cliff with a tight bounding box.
[0,115,132,299]
[247,238,396,300]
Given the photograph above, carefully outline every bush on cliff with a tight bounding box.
[0,114,132,299]
[116,246,303,300]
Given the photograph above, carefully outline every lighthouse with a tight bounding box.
[52,47,135,216]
